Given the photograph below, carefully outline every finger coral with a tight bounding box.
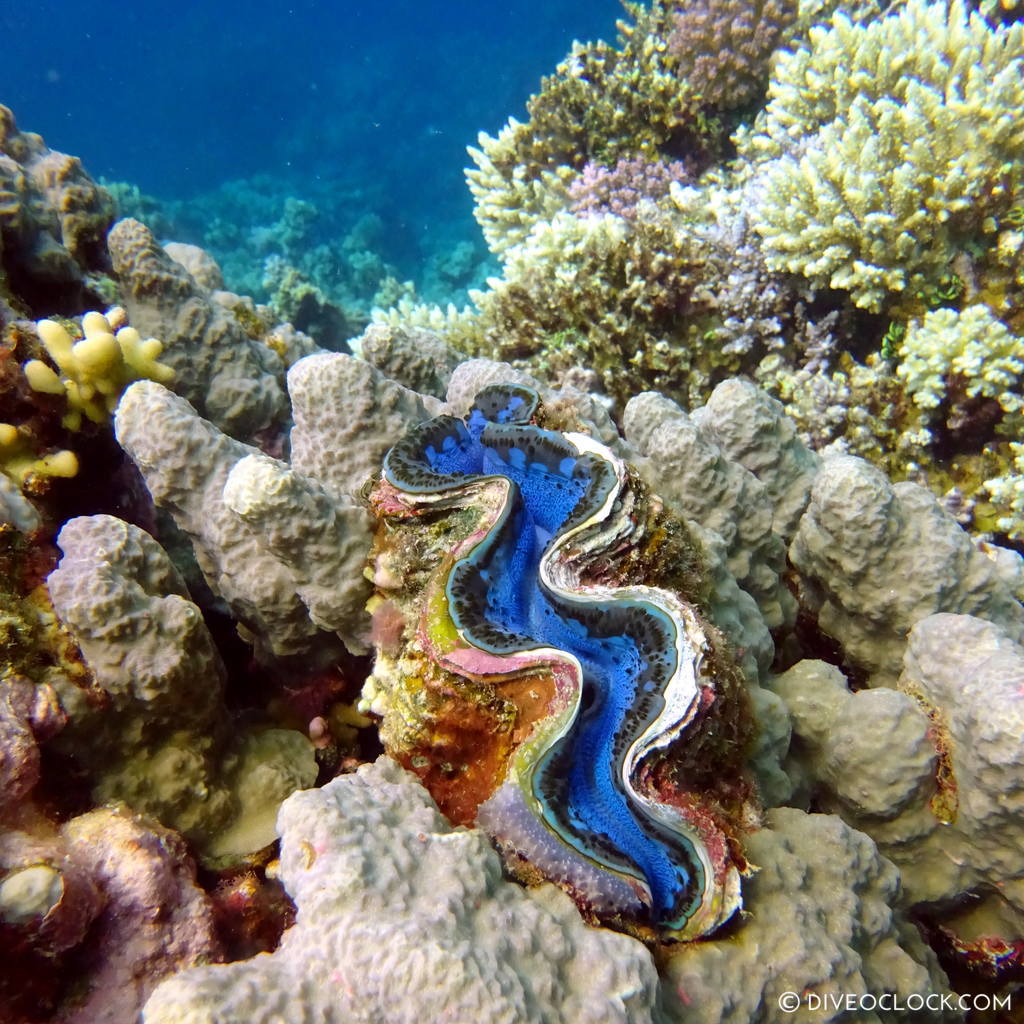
[26,311,173,430]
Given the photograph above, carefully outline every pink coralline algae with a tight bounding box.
[567,156,689,222]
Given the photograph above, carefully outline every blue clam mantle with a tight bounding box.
[381,384,742,940]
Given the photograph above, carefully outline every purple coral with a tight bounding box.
[667,0,797,109]
[567,156,688,221]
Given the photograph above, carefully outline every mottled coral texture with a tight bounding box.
[568,156,688,221]
[142,758,661,1024]
[667,0,798,110]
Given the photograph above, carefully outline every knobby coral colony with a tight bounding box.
[373,383,745,942]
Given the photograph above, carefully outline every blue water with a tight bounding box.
[2,1,621,290]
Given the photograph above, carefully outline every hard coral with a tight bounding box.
[741,0,1024,311]
[467,3,706,256]
[666,0,798,110]
[567,155,689,221]
[27,311,174,431]
[0,105,115,316]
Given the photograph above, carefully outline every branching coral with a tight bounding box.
[665,0,798,110]
[467,3,706,256]
[741,0,1024,311]
[897,305,1024,433]
[567,155,688,221]
[26,311,174,431]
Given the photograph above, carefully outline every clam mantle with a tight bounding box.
[362,383,753,941]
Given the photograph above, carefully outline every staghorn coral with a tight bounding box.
[984,441,1024,538]
[464,209,718,410]
[740,0,1024,311]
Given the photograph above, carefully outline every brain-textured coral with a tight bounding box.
[108,218,287,439]
[114,378,374,660]
[142,757,662,1024]
[46,514,318,862]
[773,615,1024,972]
[0,105,115,316]
[662,807,958,1024]
[741,0,1024,311]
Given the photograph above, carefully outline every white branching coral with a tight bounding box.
[740,0,1024,310]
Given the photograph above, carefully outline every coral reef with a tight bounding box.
[4,2,1024,1009]
[108,218,289,438]
[740,0,1024,311]
[790,454,1024,684]
[140,757,662,1023]
[27,311,174,430]
[666,0,797,111]
[662,807,957,1024]
[113,379,374,659]
[46,514,318,861]
[0,105,115,316]
[774,614,1024,971]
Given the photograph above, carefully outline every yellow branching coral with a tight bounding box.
[897,306,1024,434]
[26,311,173,430]
[741,0,1024,311]
[984,443,1024,540]
[0,423,78,484]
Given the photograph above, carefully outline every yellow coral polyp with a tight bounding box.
[27,313,174,431]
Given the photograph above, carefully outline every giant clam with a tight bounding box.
[363,383,754,941]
